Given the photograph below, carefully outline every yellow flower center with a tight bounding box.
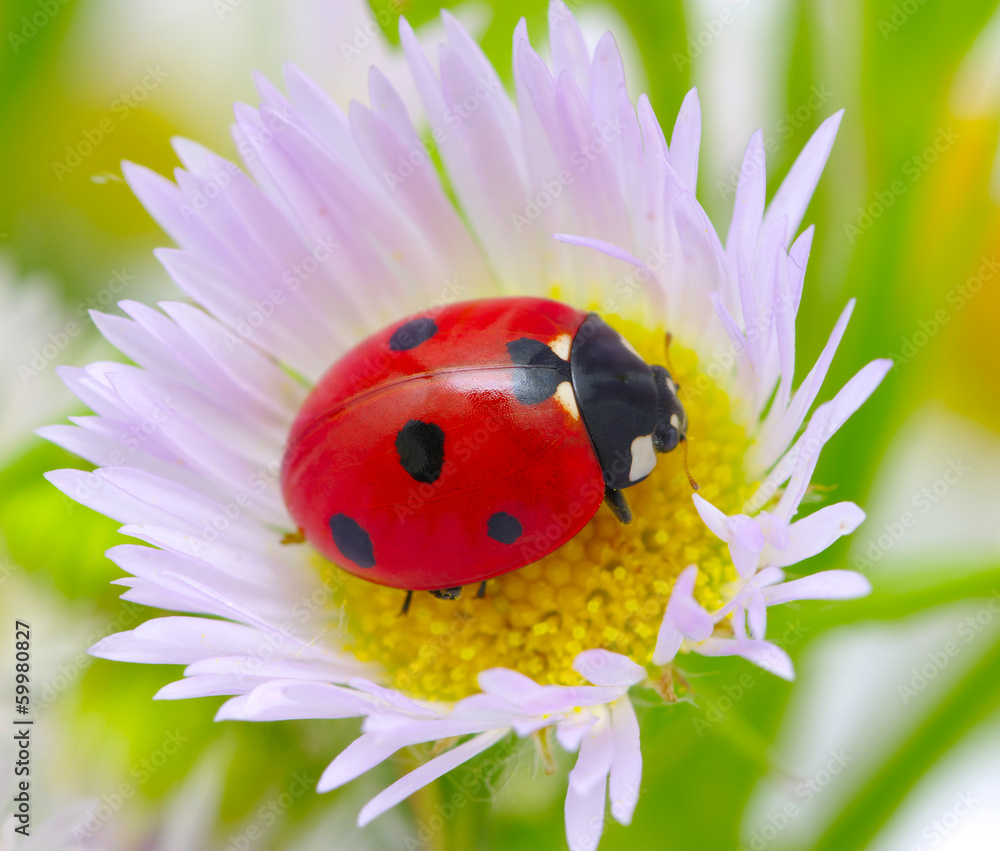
[322,318,752,701]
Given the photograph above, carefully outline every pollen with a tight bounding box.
[326,319,752,701]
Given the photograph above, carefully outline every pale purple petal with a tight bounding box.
[747,592,768,641]
[763,110,844,244]
[757,511,790,552]
[608,698,642,825]
[763,570,871,607]
[553,233,663,292]
[669,88,701,193]
[726,514,766,579]
[155,674,252,700]
[709,292,753,366]
[697,637,795,681]
[674,191,728,295]
[772,225,814,413]
[478,666,545,699]
[693,495,765,578]
[670,586,715,640]
[768,502,866,567]
[752,299,856,474]
[565,717,613,851]
[556,710,599,752]
[450,692,536,724]
[692,493,730,540]
[568,715,614,793]
[651,617,683,666]
[548,0,590,87]
[186,656,358,684]
[215,681,377,722]
[726,129,766,269]
[520,685,625,716]
[573,649,645,688]
[774,358,892,521]
[90,617,273,665]
[652,565,713,665]
[318,733,409,793]
[347,99,490,289]
[347,678,442,719]
[440,9,522,157]
[358,729,507,826]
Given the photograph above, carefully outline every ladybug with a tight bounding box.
[281,297,688,611]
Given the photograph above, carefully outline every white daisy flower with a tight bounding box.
[43,3,890,849]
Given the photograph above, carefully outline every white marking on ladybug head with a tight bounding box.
[667,376,678,395]
[549,333,572,361]
[629,434,656,482]
[670,413,680,429]
[555,380,580,419]
[619,334,641,359]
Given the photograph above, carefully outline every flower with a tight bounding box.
[42,3,890,849]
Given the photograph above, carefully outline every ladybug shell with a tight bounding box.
[281,297,605,590]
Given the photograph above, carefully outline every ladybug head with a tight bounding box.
[651,364,687,453]
[570,314,688,495]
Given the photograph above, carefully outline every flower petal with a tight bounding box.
[747,592,768,641]
[692,493,729,540]
[548,0,590,87]
[573,649,645,688]
[726,514,766,579]
[768,502,866,567]
[565,715,613,851]
[696,637,795,681]
[90,617,274,665]
[751,298,856,475]
[608,697,642,825]
[215,681,377,722]
[478,666,545,700]
[358,729,508,826]
[762,570,871,607]
[763,358,892,521]
[653,565,714,665]
[318,733,410,793]
[763,110,843,244]
[669,88,701,193]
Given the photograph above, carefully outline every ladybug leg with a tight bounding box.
[429,587,463,600]
[399,590,413,617]
[604,486,632,525]
[280,526,306,545]
[476,581,487,599]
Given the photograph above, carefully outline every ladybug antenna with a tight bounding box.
[681,436,699,491]
[664,332,678,379]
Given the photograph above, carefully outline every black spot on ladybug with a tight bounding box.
[507,338,572,405]
[487,511,523,544]
[507,337,570,370]
[389,317,437,351]
[329,513,375,569]
[395,419,445,483]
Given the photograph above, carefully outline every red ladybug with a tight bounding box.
[281,297,687,609]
